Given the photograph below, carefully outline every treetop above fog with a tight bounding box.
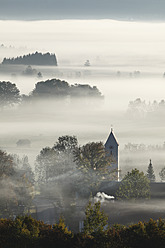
[0,79,103,109]
[2,52,57,66]
[0,81,20,108]
[32,79,70,97]
[31,78,103,99]
[53,135,78,152]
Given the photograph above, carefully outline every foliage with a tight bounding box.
[52,216,72,238]
[1,216,165,247]
[35,135,78,184]
[159,167,165,182]
[39,216,72,248]
[74,142,110,174]
[70,83,102,98]
[2,51,57,66]
[146,160,155,182]
[0,79,103,108]
[0,178,18,218]
[0,150,16,177]
[83,201,108,235]
[124,142,165,152]
[30,78,103,100]
[0,175,34,218]
[14,173,34,214]
[21,156,35,184]
[23,65,37,76]
[107,218,165,248]
[53,135,78,153]
[116,168,150,200]
[0,81,20,108]
[127,98,165,120]
[0,215,41,248]
[31,78,70,98]
[35,147,59,183]
[0,151,34,217]
[73,142,111,191]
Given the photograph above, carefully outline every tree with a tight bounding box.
[146,159,155,182]
[70,84,102,98]
[116,169,150,200]
[73,142,112,193]
[127,98,147,119]
[31,78,70,99]
[53,135,78,153]
[13,173,34,215]
[40,216,72,248]
[35,147,59,184]
[0,152,34,217]
[74,142,110,174]
[53,135,78,176]
[74,142,110,176]
[0,178,18,218]
[159,167,165,182]
[21,156,34,184]
[22,65,37,76]
[30,78,103,102]
[35,136,78,184]
[83,201,108,235]
[0,81,20,108]
[0,150,16,178]
[37,72,43,78]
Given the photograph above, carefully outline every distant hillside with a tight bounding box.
[2,52,57,66]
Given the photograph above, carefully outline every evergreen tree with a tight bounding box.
[83,201,108,235]
[159,167,165,182]
[147,159,155,182]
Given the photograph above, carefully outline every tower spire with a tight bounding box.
[111,124,113,132]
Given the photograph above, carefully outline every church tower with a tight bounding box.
[105,128,119,181]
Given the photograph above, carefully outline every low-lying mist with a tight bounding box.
[1,19,165,226]
[1,20,165,65]
[1,72,165,170]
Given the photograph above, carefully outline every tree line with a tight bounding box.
[2,52,57,66]
[0,79,103,109]
[124,142,165,152]
[127,98,165,119]
[1,213,165,248]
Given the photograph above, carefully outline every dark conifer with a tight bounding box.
[147,159,155,182]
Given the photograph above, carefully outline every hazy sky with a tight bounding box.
[0,0,165,20]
